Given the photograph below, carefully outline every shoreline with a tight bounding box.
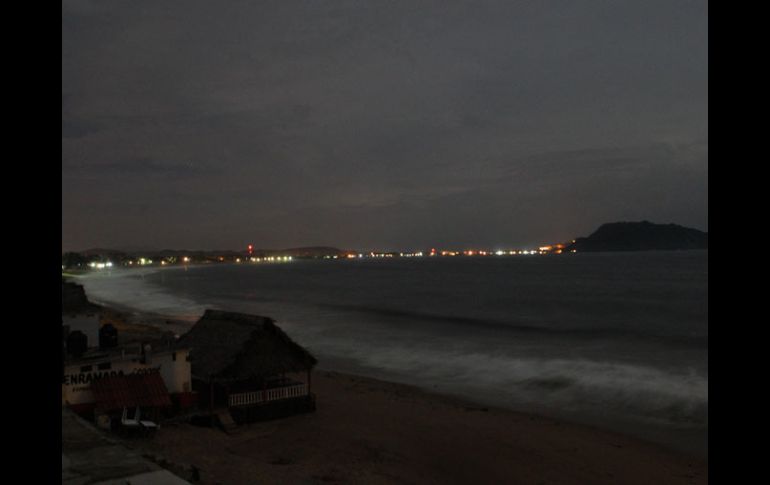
[65,271,707,458]
[135,368,706,484]
[87,304,707,483]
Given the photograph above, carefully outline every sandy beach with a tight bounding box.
[87,309,706,485]
[131,369,705,485]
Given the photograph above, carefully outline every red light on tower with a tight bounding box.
[247,244,253,255]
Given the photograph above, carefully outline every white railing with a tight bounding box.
[228,383,308,407]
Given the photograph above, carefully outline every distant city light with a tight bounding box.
[88,261,112,269]
[71,240,574,274]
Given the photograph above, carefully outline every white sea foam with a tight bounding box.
[71,258,708,436]
[313,340,708,426]
[73,267,210,319]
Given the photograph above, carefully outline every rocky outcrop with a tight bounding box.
[566,221,708,252]
[62,279,96,313]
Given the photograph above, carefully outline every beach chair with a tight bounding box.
[136,407,160,431]
[121,407,141,429]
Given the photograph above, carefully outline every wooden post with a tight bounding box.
[307,369,312,394]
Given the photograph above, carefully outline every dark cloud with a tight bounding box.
[62,0,707,251]
[63,157,222,179]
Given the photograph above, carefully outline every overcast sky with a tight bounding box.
[62,0,707,252]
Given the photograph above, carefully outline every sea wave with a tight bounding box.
[316,302,708,348]
[322,343,708,427]
[71,262,708,431]
[73,267,211,319]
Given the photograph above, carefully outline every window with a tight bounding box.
[97,362,111,370]
[80,365,92,372]
[172,352,176,361]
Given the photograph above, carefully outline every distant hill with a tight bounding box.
[68,246,356,259]
[79,248,128,258]
[278,247,356,258]
[565,221,708,252]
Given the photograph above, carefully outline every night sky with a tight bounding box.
[62,0,707,252]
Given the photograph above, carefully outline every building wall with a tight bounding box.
[154,349,192,394]
[62,349,192,407]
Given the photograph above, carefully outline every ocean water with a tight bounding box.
[76,251,708,455]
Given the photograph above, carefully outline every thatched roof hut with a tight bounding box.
[178,309,317,382]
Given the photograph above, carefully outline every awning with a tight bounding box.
[92,371,172,411]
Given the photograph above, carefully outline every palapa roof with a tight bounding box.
[177,309,317,382]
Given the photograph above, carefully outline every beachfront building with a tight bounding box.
[177,309,317,425]
[62,341,196,419]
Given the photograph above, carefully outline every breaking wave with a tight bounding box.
[69,256,707,453]
[73,267,210,319]
[320,343,708,427]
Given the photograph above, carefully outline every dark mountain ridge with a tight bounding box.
[566,221,708,252]
[71,246,355,259]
